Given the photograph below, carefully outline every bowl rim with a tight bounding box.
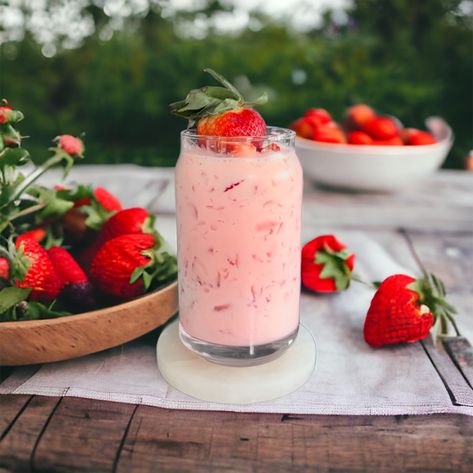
[0,279,177,329]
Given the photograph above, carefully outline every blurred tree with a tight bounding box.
[0,0,471,167]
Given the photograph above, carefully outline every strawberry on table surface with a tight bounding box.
[364,273,457,347]
[301,235,355,293]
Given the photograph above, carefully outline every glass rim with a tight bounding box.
[181,126,295,142]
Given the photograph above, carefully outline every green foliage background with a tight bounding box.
[0,0,471,168]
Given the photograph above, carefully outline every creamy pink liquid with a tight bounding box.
[175,144,302,347]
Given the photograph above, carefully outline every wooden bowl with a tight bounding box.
[0,281,178,366]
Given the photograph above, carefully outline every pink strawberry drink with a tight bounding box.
[176,128,303,365]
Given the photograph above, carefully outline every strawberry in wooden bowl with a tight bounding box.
[0,102,177,365]
[291,104,453,192]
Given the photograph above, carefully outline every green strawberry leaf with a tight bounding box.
[0,147,30,167]
[0,287,31,314]
[315,248,353,291]
[130,267,145,284]
[82,201,113,231]
[25,301,70,320]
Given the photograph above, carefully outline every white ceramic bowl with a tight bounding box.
[296,117,453,192]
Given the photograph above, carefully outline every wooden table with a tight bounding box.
[1,170,473,473]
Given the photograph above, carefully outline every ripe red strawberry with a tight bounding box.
[47,246,96,311]
[312,126,346,144]
[301,235,355,292]
[171,68,267,139]
[93,187,122,212]
[372,137,404,146]
[57,134,84,156]
[402,129,436,146]
[15,238,62,303]
[47,247,88,285]
[0,104,13,124]
[16,228,46,245]
[347,131,374,145]
[90,233,156,299]
[345,104,377,131]
[100,208,151,242]
[290,117,314,139]
[364,274,456,347]
[363,117,399,140]
[0,257,9,279]
[197,108,266,137]
[304,108,332,125]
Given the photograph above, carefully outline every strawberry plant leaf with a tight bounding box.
[0,287,31,314]
[0,147,30,167]
[25,301,70,319]
[130,267,144,284]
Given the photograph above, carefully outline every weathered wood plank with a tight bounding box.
[404,231,473,294]
[0,395,31,439]
[0,396,60,473]
[116,407,473,473]
[303,171,473,232]
[32,397,136,473]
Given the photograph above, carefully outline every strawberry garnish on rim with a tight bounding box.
[170,68,268,138]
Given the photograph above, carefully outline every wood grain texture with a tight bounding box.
[31,398,136,473]
[0,396,60,473]
[116,407,473,473]
[0,281,177,366]
[0,395,31,439]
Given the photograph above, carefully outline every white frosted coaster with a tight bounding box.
[157,321,316,404]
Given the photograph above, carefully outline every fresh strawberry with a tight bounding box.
[57,134,84,157]
[171,68,267,139]
[197,108,266,137]
[0,104,13,124]
[90,233,156,299]
[47,246,96,311]
[63,186,122,240]
[402,129,436,146]
[304,108,332,125]
[312,126,346,144]
[347,131,374,145]
[100,208,152,242]
[372,137,404,146]
[290,117,314,139]
[14,238,62,303]
[47,247,88,285]
[0,257,9,279]
[301,235,355,292]
[364,273,457,347]
[345,104,377,131]
[16,228,46,245]
[93,187,122,212]
[363,117,399,140]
